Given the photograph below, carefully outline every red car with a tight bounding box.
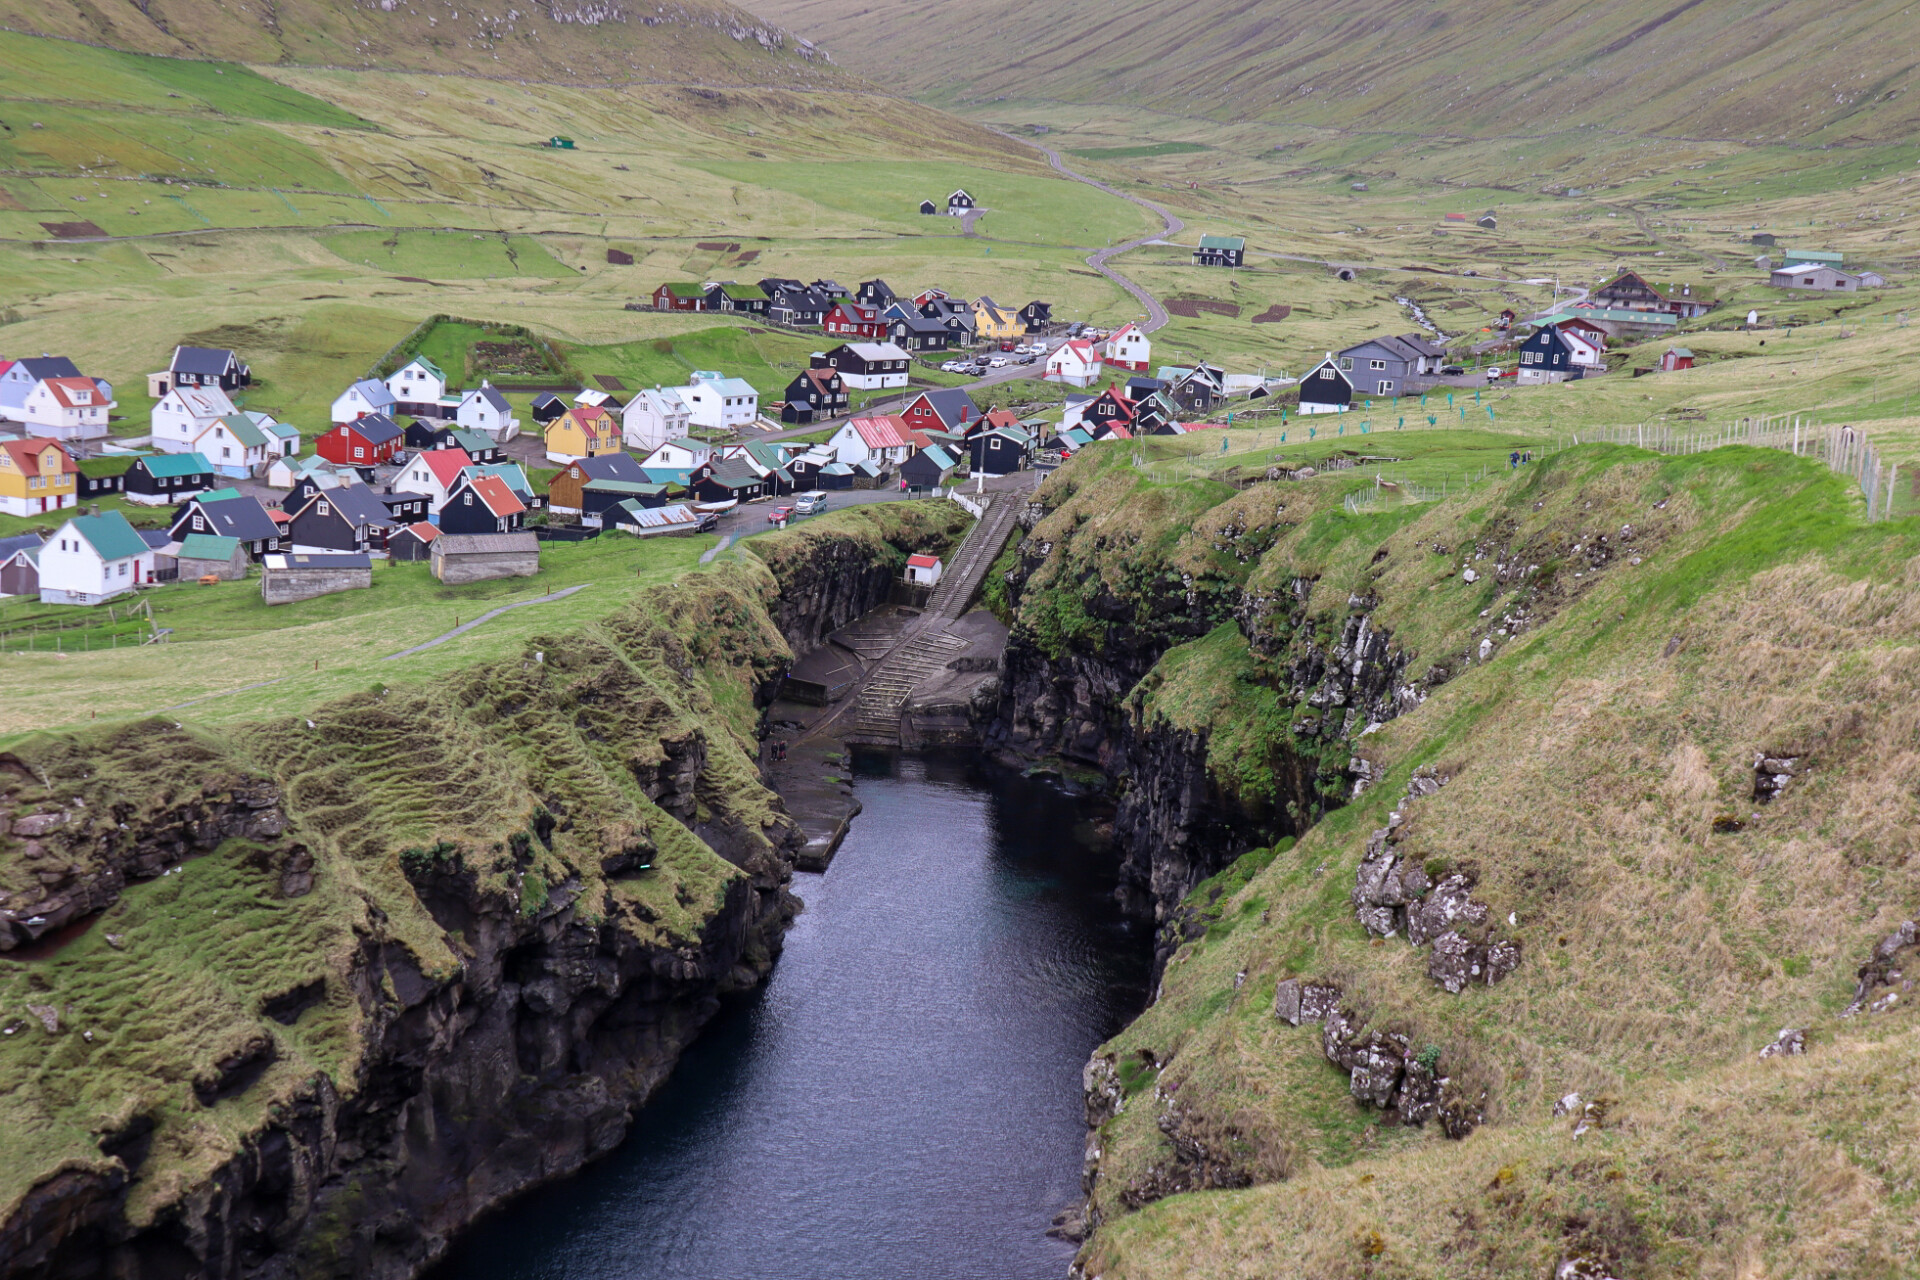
[767,505,795,523]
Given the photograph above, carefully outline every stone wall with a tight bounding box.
[261,567,371,605]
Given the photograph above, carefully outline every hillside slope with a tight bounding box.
[0,0,841,86]
[986,434,1920,1277]
[749,0,1920,146]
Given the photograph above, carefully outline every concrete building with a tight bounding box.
[430,532,539,584]
[261,552,372,604]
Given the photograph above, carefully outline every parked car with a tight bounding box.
[1485,367,1504,382]
[1018,354,1037,365]
[989,357,1008,368]
[793,491,827,515]
[767,505,794,523]
[1442,365,1465,376]
[695,512,720,533]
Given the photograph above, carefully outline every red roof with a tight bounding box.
[399,521,440,542]
[0,437,75,475]
[849,415,910,449]
[419,447,473,489]
[982,408,1021,430]
[906,553,940,568]
[467,474,526,517]
[38,376,105,409]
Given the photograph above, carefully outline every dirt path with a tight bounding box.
[986,128,1184,334]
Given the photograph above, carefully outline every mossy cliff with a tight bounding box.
[0,502,965,1280]
[992,444,1920,1278]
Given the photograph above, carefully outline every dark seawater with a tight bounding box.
[434,749,1151,1280]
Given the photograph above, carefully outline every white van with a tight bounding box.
[793,490,828,515]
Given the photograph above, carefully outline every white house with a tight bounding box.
[640,439,713,474]
[825,415,911,468]
[268,454,344,490]
[38,511,154,605]
[258,415,301,459]
[394,447,475,513]
[679,372,759,432]
[623,386,693,452]
[456,383,519,441]
[151,385,237,454]
[386,357,448,407]
[1045,339,1103,388]
[1103,324,1152,373]
[191,414,275,478]
[331,379,397,424]
[20,377,115,441]
[1560,327,1605,370]
[831,342,913,390]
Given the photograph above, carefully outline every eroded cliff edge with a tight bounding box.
[0,503,965,1280]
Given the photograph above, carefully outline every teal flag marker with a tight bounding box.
[1361,421,1369,434]
[1222,435,1230,453]
[1427,414,1438,427]
[1280,432,1287,443]
[1338,422,1346,436]
[1398,416,1405,429]
[1459,406,1466,420]
[1309,426,1317,439]
[1475,389,1482,403]
[1448,393,1455,408]
[1486,406,1496,421]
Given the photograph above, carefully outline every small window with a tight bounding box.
[119,562,128,577]
[1370,360,1386,371]
[317,501,330,516]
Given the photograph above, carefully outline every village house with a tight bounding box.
[1335,334,1447,398]
[886,309,952,354]
[899,388,979,435]
[544,404,621,464]
[1659,347,1695,372]
[971,297,1023,344]
[174,533,249,582]
[680,371,759,432]
[456,383,519,441]
[1297,356,1354,413]
[608,502,701,537]
[125,453,216,505]
[653,282,707,311]
[317,414,404,467]
[824,299,888,341]
[1103,323,1152,373]
[387,522,439,562]
[170,490,283,559]
[1075,386,1138,434]
[287,484,399,555]
[946,189,974,215]
[1163,363,1228,415]
[19,376,115,441]
[905,553,943,586]
[0,438,75,517]
[969,426,1030,476]
[192,414,277,478]
[825,415,912,469]
[395,447,475,512]
[331,378,397,424]
[623,386,694,451]
[0,534,43,598]
[151,345,249,397]
[1193,235,1247,267]
[722,442,798,496]
[688,457,766,505]
[386,357,450,419]
[919,199,939,216]
[856,280,897,307]
[813,279,851,301]
[900,444,960,490]
[638,439,712,486]
[780,367,848,425]
[151,384,237,454]
[261,553,372,604]
[1770,262,1865,292]
[267,454,343,492]
[1019,301,1053,333]
[438,474,527,536]
[1591,271,1716,318]
[1515,326,1584,384]
[431,533,539,585]
[821,342,911,391]
[705,281,770,314]
[38,512,155,604]
[1045,339,1103,388]
[766,286,832,328]
[548,451,655,516]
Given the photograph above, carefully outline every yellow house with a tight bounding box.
[971,296,1023,343]
[0,437,77,517]
[544,405,622,464]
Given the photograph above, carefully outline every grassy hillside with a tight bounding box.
[751,0,1920,147]
[1000,436,1920,1278]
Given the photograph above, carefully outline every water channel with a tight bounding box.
[435,748,1152,1280]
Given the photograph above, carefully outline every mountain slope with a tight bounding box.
[0,0,842,86]
[747,0,1920,146]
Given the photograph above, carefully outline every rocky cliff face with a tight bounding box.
[0,506,959,1280]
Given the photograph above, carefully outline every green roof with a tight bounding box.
[1668,347,1694,358]
[1198,234,1246,251]
[214,414,268,449]
[449,429,493,453]
[177,533,241,561]
[1784,249,1843,265]
[77,455,136,477]
[582,478,667,495]
[68,511,148,562]
[140,452,213,478]
[660,282,705,299]
[716,282,768,301]
[200,487,248,503]
[399,355,445,380]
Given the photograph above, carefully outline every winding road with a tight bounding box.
[988,127,1185,334]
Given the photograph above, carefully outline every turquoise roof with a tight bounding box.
[69,511,148,562]
[141,452,213,478]
[177,533,241,560]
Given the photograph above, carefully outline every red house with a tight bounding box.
[1659,347,1695,372]
[316,414,404,466]
[824,300,886,340]
[899,388,978,436]
[653,283,706,312]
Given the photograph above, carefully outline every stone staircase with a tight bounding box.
[844,495,1025,745]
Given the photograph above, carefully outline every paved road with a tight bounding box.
[988,128,1185,335]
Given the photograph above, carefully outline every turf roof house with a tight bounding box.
[704,281,770,315]
[0,438,76,517]
[544,404,621,464]
[623,386,694,451]
[317,414,404,466]
[652,282,707,312]
[38,511,155,605]
[780,366,848,425]
[1335,333,1447,397]
[287,484,401,555]
[124,452,216,505]
[820,342,911,391]
[680,371,759,431]
[1193,234,1246,267]
[1297,355,1355,413]
[170,490,284,559]
[1591,270,1716,318]
[438,474,527,536]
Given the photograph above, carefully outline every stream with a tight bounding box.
[432,748,1151,1280]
